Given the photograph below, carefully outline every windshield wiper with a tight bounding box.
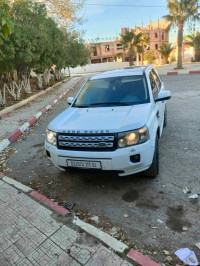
[90,102,133,106]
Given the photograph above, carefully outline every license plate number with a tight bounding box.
[67,160,101,169]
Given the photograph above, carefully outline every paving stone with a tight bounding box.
[14,226,47,257]
[56,253,81,266]
[27,207,61,237]
[28,239,76,266]
[50,225,79,250]
[120,260,134,266]
[0,180,5,186]
[16,258,34,266]
[85,245,123,266]
[68,234,101,264]
[0,183,19,204]
[1,244,25,265]
[0,255,11,266]
[0,233,12,252]
[9,194,41,218]
[70,243,100,264]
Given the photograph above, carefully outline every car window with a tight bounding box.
[148,72,158,98]
[151,69,161,90]
[73,75,150,107]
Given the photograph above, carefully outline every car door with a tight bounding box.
[148,70,164,136]
[151,69,165,133]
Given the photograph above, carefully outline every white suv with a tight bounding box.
[45,66,171,177]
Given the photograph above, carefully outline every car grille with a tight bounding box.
[57,134,117,151]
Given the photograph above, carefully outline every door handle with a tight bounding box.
[156,111,160,118]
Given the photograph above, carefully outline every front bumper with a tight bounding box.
[45,141,154,176]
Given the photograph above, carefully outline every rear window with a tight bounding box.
[73,75,150,108]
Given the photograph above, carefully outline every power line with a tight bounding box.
[85,4,165,8]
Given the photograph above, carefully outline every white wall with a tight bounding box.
[64,62,130,75]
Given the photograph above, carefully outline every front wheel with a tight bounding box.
[145,136,159,178]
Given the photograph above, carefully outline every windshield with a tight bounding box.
[73,75,150,108]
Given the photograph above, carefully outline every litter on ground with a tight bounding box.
[175,248,199,266]
[188,194,198,199]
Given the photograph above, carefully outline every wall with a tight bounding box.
[65,62,130,75]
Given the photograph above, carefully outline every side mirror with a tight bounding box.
[67,97,74,105]
[155,91,171,103]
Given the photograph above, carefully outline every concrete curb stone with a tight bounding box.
[165,71,200,75]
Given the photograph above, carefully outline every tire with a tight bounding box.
[163,106,167,128]
[145,136,159,178]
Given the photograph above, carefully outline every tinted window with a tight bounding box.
[73,75,150,107]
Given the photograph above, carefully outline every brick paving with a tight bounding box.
[0,180,132,266]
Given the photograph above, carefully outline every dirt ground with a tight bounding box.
[0,77,67,111]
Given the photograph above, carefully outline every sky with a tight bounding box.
[79,0,200,44]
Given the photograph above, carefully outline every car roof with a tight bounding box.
[90,65,153,80]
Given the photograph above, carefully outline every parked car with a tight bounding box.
[45,65,171,177]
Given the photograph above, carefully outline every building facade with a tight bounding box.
[87,19,169,64]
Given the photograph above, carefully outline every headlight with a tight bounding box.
[46,129,57,146]
[118,126,149,148]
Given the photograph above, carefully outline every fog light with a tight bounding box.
[130,154,140,163]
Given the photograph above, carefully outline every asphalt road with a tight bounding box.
[7,74,200,264]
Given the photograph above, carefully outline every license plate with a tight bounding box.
[67,160,101,169]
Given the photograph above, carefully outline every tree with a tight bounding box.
[185,33,200,61]
[0,0,89,106]
[140,33,149,65]
[133,32,144,66]
[158,43,175,64]
[120,31,135,66]
[144,50,159,64]
[35,0,85,28]
[0,1,14,38]
[163,0,200,69]
[120,31,149,66]
[65,34,90,75]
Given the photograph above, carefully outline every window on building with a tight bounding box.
[155,44,158,50]
[105,45,110,51]
[117,44,122,50]
[155,33,158,38]
[92,46,97,56]
[162,33,164,40]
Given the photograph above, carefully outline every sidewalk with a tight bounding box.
[0,77,82,143]
[156,62,200,75]
[0,175,133,266]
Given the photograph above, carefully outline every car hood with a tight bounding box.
[48,103,153,133]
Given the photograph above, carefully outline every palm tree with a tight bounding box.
[134,32,144,66]
[163,0,199,69]
[139,33,149,65]
[185,33,200,61]
[158,43,175,64]
[120,31,136,66]
[120,31,145,66]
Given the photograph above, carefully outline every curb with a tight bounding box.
[0,89,70,153]
[165,71,200,75]
[0,172,161,265]
[127,249,160,266]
